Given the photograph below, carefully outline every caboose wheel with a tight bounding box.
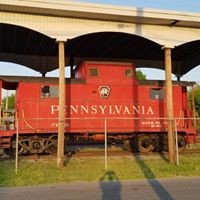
[46,144,57,155]
[123,138,136,152]
[137,134,154,153]
[43,135,57,155]
[162,134,186,152]
[11,136,28,156]
[123,140,131,151]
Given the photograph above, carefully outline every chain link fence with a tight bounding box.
[12,116,199,173]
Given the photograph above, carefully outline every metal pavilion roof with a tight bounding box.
[0,0,200,28]
[0,0,199,77]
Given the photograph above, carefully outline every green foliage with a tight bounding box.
[2,93,15,109]
[188,85,200,116]
[136,70,146,80]
[194,86,200,115]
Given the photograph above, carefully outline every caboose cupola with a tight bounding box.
[75,61,136,84]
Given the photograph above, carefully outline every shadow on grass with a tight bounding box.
[133,152,174,200]
[99,170,121,200]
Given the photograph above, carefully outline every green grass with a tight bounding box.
[188,143,200,149]
[1,154,200,187]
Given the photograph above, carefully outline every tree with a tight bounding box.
[136,70,146,80]
[2,93,15,109]
[188,85,200,116]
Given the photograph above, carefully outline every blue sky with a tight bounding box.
[0,0,200,82]
[78,0,200,12]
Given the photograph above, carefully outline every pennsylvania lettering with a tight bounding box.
[51,105,154,115]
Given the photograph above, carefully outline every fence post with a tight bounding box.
[15,116,19,174]
[104,118,108,171]
[174,119,179,166]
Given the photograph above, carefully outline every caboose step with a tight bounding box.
[185,128,196,135]
[0,137,11,148]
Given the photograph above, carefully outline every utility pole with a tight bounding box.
[57,41,66,169]
[164,47,176,164]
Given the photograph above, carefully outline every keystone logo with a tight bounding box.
[98,86,111,99]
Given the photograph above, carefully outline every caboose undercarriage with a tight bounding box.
[0,131,193,156]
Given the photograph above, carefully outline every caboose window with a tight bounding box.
[41,86,50,98]
[125,69,133,78]
[41,85,58,98]
[150,88,164,100]
[90,68,98,77]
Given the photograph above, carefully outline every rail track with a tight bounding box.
[1,147,200,162]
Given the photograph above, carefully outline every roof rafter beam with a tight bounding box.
[23,30,32,54]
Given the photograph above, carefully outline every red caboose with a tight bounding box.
[0,61,196,154]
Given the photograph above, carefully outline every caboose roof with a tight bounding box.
[0,76,85,90]
[0,75,195,89]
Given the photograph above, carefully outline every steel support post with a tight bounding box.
[57,41,66,168]
[164,47,176,164]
